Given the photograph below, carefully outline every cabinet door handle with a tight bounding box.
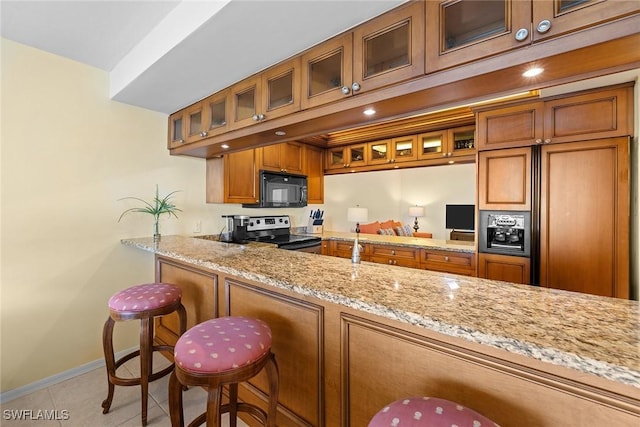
[351,82,361,93]
[199,131,208,137]
[341,86,351,95]
[544,139,552,144]
[444,256,449,262]
[177,139,184,144]
[515,28,529,41]
[391,250,396,255]
[536,19,552,34]
[535,139,543,144]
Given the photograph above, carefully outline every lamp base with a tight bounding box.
[413,217,419,232]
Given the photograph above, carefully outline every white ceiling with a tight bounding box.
[1,0,406,114]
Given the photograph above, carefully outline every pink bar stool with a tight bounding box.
[369,396,499,427]
[102,283,187,426]
[169,316,279,427]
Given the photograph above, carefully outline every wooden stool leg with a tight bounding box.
[169,370,185,427]
[265,353,279,427]
[177,303,187,335]
[228,383,238,427]
[140,316,153,426]
[101,316,116,414]
[206,386,223,427]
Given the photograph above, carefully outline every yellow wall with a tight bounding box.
[0,38,213,391]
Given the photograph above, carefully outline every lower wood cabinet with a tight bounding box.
[324,239,476,275]
[478,253,531,284]
[421,249,475,276]
[369,244,420,268]
[329,240,370,261]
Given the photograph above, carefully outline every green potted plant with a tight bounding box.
[118,185,182,242]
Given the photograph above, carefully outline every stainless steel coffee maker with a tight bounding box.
[221,215,251,243]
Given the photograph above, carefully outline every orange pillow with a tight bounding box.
[379,219,396,230]
[359,221,381,234]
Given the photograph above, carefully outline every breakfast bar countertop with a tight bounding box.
[121,235,640,390]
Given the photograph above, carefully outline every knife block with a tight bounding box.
[307,218,323,234]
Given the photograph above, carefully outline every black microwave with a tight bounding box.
[243,170,308,208]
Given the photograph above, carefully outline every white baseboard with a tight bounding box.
[0,346,137,404]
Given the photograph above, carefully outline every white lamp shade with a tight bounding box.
[409,206,425,217]
[347,207,369,223]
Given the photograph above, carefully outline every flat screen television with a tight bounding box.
[445,204,475,231]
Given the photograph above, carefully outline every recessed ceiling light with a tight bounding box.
[221,144,229,149]
[523,67,544,77]
[363,108,376,116]
[275,130,286,136]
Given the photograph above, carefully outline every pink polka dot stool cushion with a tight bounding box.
[108,283,182,312]
[174,316,272,374]
[368,397,499,427]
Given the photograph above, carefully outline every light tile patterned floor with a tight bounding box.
[1,354,249,426]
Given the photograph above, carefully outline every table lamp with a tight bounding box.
[409,206,425,232]
[347,206,368,263]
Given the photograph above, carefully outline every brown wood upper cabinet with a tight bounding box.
[206,149,259,204]
[426,0,639,72]
[417,125,475,160]
[230,58,301,131]
[325,144,368,170]
[207,143,324,204]
[301,1,424,110]
[326,123,476,174]
[478,146,532,211]
[168,89,231,148]
[367,135,417,166]
[475,84,633,150]
[257,141,304,175]
[305,146,324,205]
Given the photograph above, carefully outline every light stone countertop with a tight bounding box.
[121,235,640,389]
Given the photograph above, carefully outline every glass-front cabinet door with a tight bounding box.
[426,0,531,73]
[168,111,185,148]
[301,34,353,109]
[326,144,367,170]
[417,130,447,160]
[231,75,261,130]
[353,1,424,92]
[370,136,418,165]
[368,140,391,165]
[262,58,300,120]
[531,0,640,41]
[449,125,476,157]
[391,135,417,163]
[186,103,204,143]
[204,89,230,138]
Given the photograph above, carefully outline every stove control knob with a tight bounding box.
[256,220,261,225]
[284,219,289,224]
